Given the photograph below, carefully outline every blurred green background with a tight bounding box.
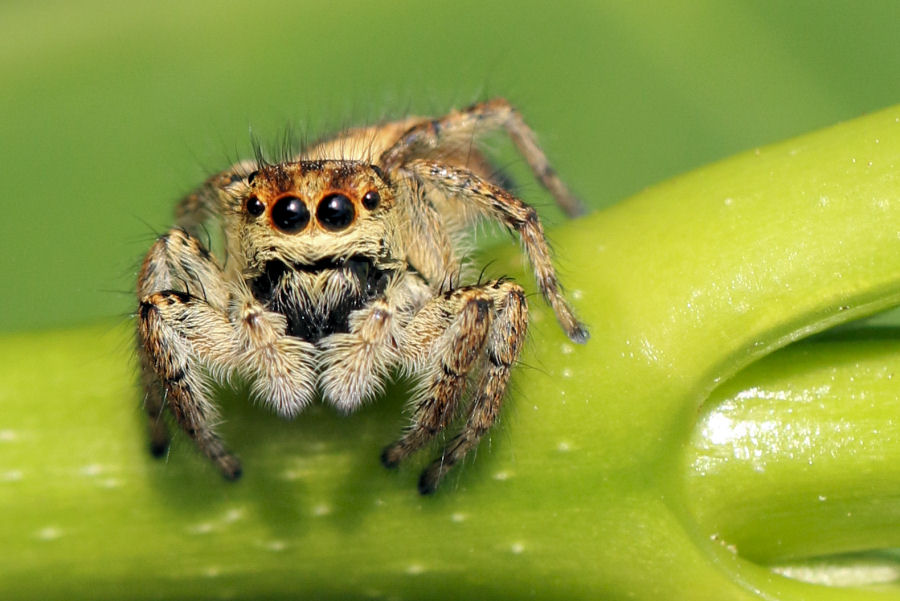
[2,0,899,333]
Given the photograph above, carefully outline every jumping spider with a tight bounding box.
[137,98,588,494]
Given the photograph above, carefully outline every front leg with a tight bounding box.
[137,229,318,479]
[137,228,240,477]
[382,284,502,492]
[138,290,242,478]
[398,160,589,344]
[419,280,528,493]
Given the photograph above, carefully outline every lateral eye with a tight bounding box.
[362,190,380,210]
[246,195,265,217]
[316,193,356,231]
[271,195,310,233]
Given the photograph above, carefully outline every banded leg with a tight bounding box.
[419,281,528,494]
[401,159,588,344]
[137,228,231,306]
[138,347,169,457]
[137,228,236,472]
[138,290,241,478]
[380,97,586,217]
[382,286,495,473]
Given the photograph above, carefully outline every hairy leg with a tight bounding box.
[380,98,586,218]
[138,289,241,478]
[400,159,588,343]
[419,281,528,494]
[382,285,494,470]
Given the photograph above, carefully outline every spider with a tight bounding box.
[137,98,588,494]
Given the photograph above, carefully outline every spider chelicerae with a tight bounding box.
[137,98,588,494]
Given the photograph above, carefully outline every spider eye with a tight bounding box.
[271,196,310,233]
[316,193,356,231]
[246,195,265,217]
[362,190,380,210]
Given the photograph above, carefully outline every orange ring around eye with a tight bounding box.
[316,193,356,231]
[270,195,310,233]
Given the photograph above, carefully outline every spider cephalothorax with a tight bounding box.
[137,98,588,494]
[234,161,406,345]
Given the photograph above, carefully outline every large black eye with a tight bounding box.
[271,195,310,233]
[316,193,356,231]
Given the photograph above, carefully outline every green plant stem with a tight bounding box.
[687,337,900,565]
[3,106,900,600]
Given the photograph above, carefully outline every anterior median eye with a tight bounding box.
[316,193,356,231]
[271,196,310,233]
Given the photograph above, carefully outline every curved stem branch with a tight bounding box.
[686,336,900,565]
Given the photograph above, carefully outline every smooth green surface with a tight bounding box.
[688,338,900,565]
[3,0,900,332]
[4,105,900,599]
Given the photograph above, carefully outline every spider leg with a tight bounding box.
[380,98,586,218]
[138,290,241,478]
[138,228,319,476]
[399,160,588,344]
[174,159,255,237]
[138,229,240,477]
[138,347,169,457]
[383,279,528,494]
[419,280,528,494]
[381,285,494,474]
[392,174,462,287]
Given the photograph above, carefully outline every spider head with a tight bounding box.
[233,160,402,271]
